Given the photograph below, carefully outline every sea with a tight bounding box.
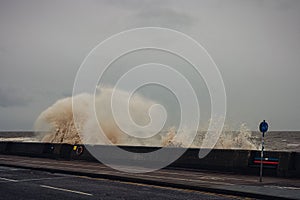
[0,131,299,152]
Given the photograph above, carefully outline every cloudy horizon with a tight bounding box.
[1,0,300,131]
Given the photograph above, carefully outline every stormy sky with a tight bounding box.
[0,0,300,131]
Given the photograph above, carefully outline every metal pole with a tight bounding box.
[259,132,265,182]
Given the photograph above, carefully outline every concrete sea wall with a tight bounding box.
[0,142,299,178]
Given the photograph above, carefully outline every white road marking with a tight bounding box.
[40,185,93,196]
[0,177,18,182]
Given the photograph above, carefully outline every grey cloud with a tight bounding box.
[0,87,31,107]
[62,91,72,98]
[100,0,195,29]
[0,0,299,130]
[134,8,195,28]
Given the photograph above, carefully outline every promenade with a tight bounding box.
[0,155,299,199]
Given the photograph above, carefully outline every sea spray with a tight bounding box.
[34,93,91,144]
[79,87,163,145]
[35,87,163,145]
[34,86,258,150]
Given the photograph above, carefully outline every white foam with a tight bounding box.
[34,86,258,150]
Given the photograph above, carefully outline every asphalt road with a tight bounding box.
[0,166,245,200]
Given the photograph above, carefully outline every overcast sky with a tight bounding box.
[0,0,300,131]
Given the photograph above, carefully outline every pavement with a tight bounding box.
[0,155,299,199]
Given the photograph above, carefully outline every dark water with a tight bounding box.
[0,131,35,138]
[0,131,300,152]
[257,131,300,152]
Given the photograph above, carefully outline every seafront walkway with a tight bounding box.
[0,155,299,199]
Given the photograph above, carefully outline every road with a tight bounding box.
[0,166,244,200]
[1,155,299,199]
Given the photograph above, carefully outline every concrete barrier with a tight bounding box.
[295,153,300,177]
[0,142,71,159]
[67,145,300,177]
[0,142,299,177]
[43,144,65,159]
[5,142,45,156]
[173,149,252,172]
[0,142,7,154]
[70,145,97,161]
[59,144,73,160]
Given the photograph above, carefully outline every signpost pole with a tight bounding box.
[259,120,268,183]
[259,131,264,182]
